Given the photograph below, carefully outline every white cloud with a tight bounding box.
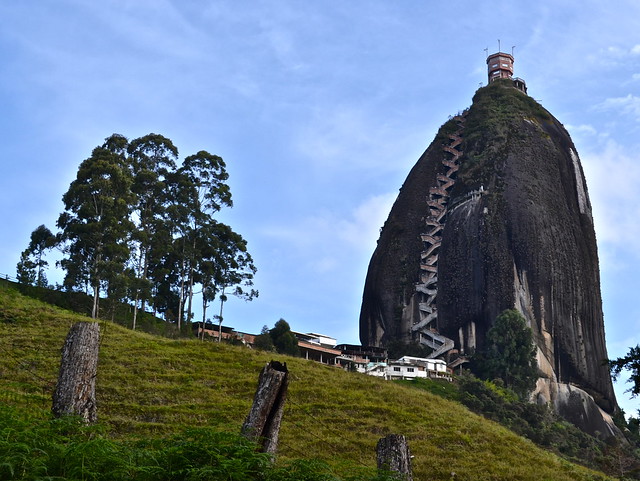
[581,140,640,264]
[293,104,428,177]
[631,44,640,55]
[566,124,598,136]
[336,192,397,248]
[260,192,396,274]
[596,94,640,120]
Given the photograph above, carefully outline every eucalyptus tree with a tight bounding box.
[127,134,178,328]
[162,151,234,328]
[57,134,134,318]
[197,220,258,340]
[180,151,233,325]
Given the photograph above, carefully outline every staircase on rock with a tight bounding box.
[412,113,467,358]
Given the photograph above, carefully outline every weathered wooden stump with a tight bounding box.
[376,434,413,481]
[52,322,100,423]
[241,360,289,453]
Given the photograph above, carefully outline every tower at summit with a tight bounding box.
[486,50,527,93]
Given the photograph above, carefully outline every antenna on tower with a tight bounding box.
[512,45,516,56]
[498,39,501,52]
[484,47,488,58]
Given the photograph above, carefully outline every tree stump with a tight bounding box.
[52,322,100,423]
[376,434,413,481]
[241,360,289,453]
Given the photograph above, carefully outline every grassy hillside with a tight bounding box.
[0,283,613,481]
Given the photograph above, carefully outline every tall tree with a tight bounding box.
[183,151,232,326]
[57,135,134,318]
[127,134,178,329]
[196,220,258,341]
[164,151,234,328]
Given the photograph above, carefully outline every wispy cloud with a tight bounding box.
[581,139,640,264]
[293,103,428,177]
[566,124,598,137]
[260,192,396,274]
[596,94,640,120]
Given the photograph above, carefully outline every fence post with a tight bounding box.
[52,322,100,423]
[376,434,413,481]
[241,360,289,453]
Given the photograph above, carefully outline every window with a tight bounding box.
[502,63,509,68]
[407,367,414,372]
[492,63,498,68]
[393,367,401,372]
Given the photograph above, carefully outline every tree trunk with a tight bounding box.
[376,434,413,481]
[201,291,208,341]
[132,291,139,330]
[52,322,101,423]
[241,361,288,453]
[140,246,148,315]
[177,257,185,330]
[217,288,226,343]
[91,283,99,319]
[186,236,196,324]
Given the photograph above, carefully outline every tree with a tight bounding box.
[198,221,258,342]
[471,309,538,398]
[57,135,134,318]
[50,132,257,329]
[254,325,275,351]
[127,134,178,329]
[179,151,233,327]
[270,319,299,356]
[16,249,36,285]
[28,225,56,287]
[609,345,640,398]
[16,225,56,287]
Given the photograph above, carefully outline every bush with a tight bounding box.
[0,405,397,481]
[470,309,538,398]
[456,372,605,470]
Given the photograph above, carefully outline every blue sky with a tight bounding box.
[1,1,639,413]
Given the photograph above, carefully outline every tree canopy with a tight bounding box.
[18,133,257,326]
[609,345,640,399]
[270,319,299,356]
[16,225,56,287]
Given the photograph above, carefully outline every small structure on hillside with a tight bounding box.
[194,323,256,345]
[359,356,451,381]
[385,356,450,381]
[293,331,343,366]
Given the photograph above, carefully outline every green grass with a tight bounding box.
[0,283,614,480]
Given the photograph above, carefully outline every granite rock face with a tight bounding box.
[359,80,618,435]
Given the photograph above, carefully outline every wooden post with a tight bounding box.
[52,322,100,423]
[377,434,413,481]
[241,360,289,453]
